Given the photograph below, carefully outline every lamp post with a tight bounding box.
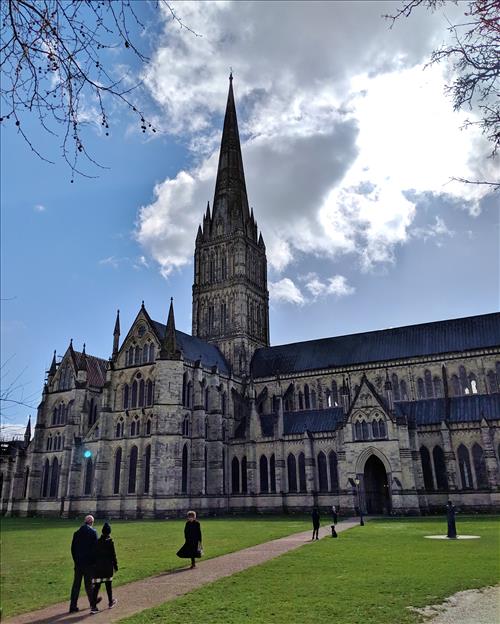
[354,477,364,526]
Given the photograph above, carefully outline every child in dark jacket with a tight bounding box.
[90,522,118,614]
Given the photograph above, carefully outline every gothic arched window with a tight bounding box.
[131,380,139,408]
[287,453,297,492]
[138,379,145,407]
[130,417,139,436]
[298,452,307,492]
[469,373,478,394]
[298,391,304,410]
[146,418,152,435]
[355,421,362,441]
[361,420,369,440]
[181,444,188,493]
[417,377,425,399]
[433,445,448,490]
[325,389,332,407]
[231,457,240,494]
[332,380,339,405]
[116,418,124,438]
[144,445,151,494]
[241,456,248,493]
[84,458,93,495]
[372,420,380,438]
[424,370,433,398]
[123,384,129,410]
[304,384,310,409]
[391,374,400,401]
[379,420,386,438]
[329,451,339,491]
[487,369,498,393]
[318,451,328,492]
[459,365,469,394]
[259,455,269,493]
[457,444,473,489]
[270,454,276,492]
[41,458,50,497]
[472,443,488,489]
[420,446,434,491]
[451,374,461,396]
[433,376,443,397]
[128,446,138,494]
[47,435,52,451]
[23,467,30,498]
[182,415,190,437]
[49,457,59,498]
[400,379,409,400]
[113,448,122,494]
[146,380,153,406]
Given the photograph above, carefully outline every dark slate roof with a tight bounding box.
[394,394,500,425]
[260,407,345,436]
[251,313,500,377]
[151,321,230,374]
[74,351,107,388]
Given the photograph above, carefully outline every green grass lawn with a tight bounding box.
[0,515,310,617]
[122,517,500,624]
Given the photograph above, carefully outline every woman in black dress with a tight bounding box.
[177,510,202,569]
[90,522,118,614]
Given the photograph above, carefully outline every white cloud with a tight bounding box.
[269,278,305,306]
[33,204,46,212]
[304,274,355,299]
[134,1,496,283]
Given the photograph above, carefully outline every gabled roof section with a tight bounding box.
[394,393,500,425]
[73,350,107,387]
[251,313,500,377]
[151,320,230,374]
[349,375,391,416]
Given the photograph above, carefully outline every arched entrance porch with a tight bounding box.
[363,455,391,514]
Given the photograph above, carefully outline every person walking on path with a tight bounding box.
[177,510,203,569]
[331,504,338,525]
[90,522,118,614]
[69,514,98,613]
[446,500,457,539]
[311,507,320,540]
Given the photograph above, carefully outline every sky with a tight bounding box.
[1,1,499,437]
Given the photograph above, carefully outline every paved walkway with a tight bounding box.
[5,519,359,624]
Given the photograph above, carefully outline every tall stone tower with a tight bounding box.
[192,75,269,376]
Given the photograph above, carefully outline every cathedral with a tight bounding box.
[1,76,499,518]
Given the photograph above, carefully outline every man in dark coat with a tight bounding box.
[69,514,98,613]
[446,500,457,539]
[177,510,203,568]
[311,507,320,540]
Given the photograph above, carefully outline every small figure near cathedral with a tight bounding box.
[331,504,338,525]
[69,515,98,613]
[311,507,321,540]
[446,501,457,539]
[90,522,118,614]
[177,511,203,569]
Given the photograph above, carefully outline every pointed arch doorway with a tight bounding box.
[363,455,391,514]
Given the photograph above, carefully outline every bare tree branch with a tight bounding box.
[0,0,200,180]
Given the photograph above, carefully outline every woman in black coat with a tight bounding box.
[177,510,202,569]
[90,523,118,613]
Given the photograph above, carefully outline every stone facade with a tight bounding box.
[1,77,499,518]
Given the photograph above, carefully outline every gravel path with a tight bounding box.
[4,519,358,624]
[410,585,500,624]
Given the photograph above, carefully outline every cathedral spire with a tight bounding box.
[212,74,250,229]
[48,350,57,378]
[112,309,120,359]
[24,416,31,446]
[160,298,181,359]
